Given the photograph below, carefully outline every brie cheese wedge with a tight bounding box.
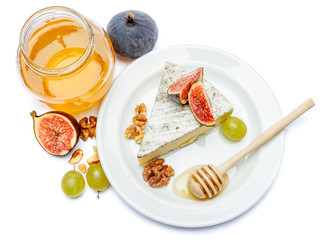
[137,62,233,166]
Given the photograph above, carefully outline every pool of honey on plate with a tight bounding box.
[172,165,229,201]
[18,7,115,112]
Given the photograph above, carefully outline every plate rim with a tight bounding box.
[96,44,284,227]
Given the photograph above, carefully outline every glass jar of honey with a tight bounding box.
[17,6,115,112]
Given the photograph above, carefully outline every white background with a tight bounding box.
[1,0,326,239]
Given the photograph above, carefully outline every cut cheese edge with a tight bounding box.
[137,62,233,166]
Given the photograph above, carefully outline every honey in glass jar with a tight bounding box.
[17,6,115,112]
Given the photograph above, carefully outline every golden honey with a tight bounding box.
[18,6,115,112]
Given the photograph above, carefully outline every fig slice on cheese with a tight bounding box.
[167,67,203,105]
[188,80,215,126]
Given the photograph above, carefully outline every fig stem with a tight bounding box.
[126,13,134,22]
[30,110,37,118]
[97,191,100,199]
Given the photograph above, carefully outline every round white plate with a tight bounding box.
[97,45,284,227]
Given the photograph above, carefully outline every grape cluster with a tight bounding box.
[61,163,109,198]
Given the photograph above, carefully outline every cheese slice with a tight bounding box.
[137,62,233,166]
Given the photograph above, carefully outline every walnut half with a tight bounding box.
[142,158,175,188]
[135,103,147,116]
[79,116,97,141]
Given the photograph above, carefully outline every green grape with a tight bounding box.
[221,116,247,141]
[61,170,85,197]
[86,164,110,192]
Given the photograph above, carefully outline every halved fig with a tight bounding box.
[30,111,80,156]
[188,81,215,126]
[167,67,203,104]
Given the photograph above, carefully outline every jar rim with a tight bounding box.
[19,6,94,77]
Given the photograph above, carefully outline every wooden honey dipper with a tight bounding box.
[189,98,315,199]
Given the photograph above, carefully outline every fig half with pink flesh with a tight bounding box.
[167,67,203,104]
[188,81,215,126]
[30,111,80,156]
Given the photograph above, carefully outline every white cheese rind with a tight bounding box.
[137,62,233,165]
